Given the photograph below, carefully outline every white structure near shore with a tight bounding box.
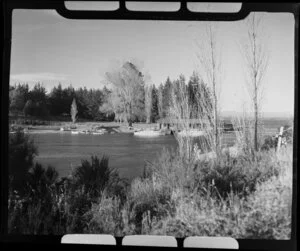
[177,129,206,137]
[134,129,166,137]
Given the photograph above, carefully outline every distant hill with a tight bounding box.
[220,111,294,119]
[261,111,294,119]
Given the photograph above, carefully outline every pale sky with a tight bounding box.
[10,8,295,115]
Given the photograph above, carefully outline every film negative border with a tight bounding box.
[1,1,298,251]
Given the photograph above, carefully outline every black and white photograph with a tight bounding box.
[8,2,294,240]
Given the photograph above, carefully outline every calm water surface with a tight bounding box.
[33,133,177,179]
[31,118,289,179]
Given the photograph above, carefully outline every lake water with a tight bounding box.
[31,118,290,180]
[33,133,177,180]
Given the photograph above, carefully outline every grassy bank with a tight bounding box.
[8,130,292,238]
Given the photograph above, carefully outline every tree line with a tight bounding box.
[9,83,108,121]
[9,64,213,124]
[100,61,213,125]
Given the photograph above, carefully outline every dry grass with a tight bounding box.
[128,144,293,239]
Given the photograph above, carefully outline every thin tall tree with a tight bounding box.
[196,23,222,153]
[145,84,153,123]
[71,98,78,123]
[169,74,214,161]
[241,13,269,151]
[157,84,164,119]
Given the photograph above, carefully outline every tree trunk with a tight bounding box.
[214,98,219,151]
[254,100,258,151]
[128,103,133,127]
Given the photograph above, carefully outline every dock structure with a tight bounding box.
[157,117,236,132]
[156,117,212,131]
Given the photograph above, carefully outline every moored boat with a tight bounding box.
[177,129,205,137]
[134,130,166,137]
[91,131,105,135]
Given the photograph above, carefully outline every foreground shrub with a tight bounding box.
[240,149,293,239]
[84,194,137,236]
[261,135,277,151]
[146,148,197,191]
[126,174,176,234]
[140,169,292,240]
[8,151,128,234]
[8,163,63,234]
[196,150,281,198]
[9,130,37,193]
[72,155,127,199]
[136,146,293,239]
[26,163,58,196]
[142,188,245,238]
[63,155,128,233]
[84,195,121,234]
[282,124,293,144]
[146,145,283,201]
[243,182,292,239]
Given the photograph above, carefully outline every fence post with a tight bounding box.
[276,126,284,152]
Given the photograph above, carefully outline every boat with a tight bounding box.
[71,131,79,134]
[134,130,165,137]
[78,130,90,134]
[177,129,205,137]
[91,131,105,135]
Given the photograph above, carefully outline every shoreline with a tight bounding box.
[10,121,160,134]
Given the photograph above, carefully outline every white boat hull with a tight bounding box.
[134,130,165,137]
[92,132,105,135]
[178,130,205,137]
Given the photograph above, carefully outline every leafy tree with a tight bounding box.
[145,84,153,123]
[9,83,29,114]
[28,83,49,117]
[104,61,145,126]
[157,84,164,120]
[151,84,159,122]
[9,85,15,109]
[28,83,47,103]
[188,71,213,120]
[98,86,114,121]
[48,84,75,117]
[75,87,90,119]
[48,83,64,116]
[23,100,35,117]
[62,85,75,115]
[86,89,103,120]
[162,77,172,118]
